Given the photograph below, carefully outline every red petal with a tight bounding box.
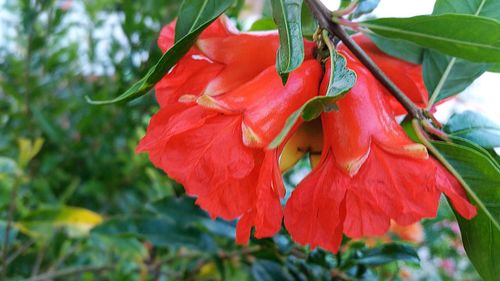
[155,56,224,107]
[158,20,176,53]
[322,54,427,176]
[435,163,477,219]
[197,33,281,96]
[343,188,390,238]
[140,113,258,219]
[236,210,255,245]
[284,150,347,253]
[338,34,428,114]
[347,145,441,231]
[209,60,322,147]
[157,17,233,53]
[137,105,218,152]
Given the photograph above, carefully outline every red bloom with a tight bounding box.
[138,17,322,243]
[344,34,428,115]
[284,50,476,253]
[154,17,316,106]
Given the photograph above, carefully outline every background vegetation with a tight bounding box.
[0,0,492,280]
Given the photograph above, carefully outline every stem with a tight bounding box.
[6,240,34,266]
[305,0,425,119]
[25,265,113,281]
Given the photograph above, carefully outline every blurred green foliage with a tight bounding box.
[0,0,482,280]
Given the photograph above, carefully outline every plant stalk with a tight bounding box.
[305,0,425,120]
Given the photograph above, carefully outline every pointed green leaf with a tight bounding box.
[86,0,234,105]
[271,0,305,81]
[301,3,317,39]
[352,0,381,18]
[92,216,211,249]
[454,208,500,281]
[300,50,356,121]
[433,0,500,21]
[489,64,500,73]
[175,0,233,42]
[361,14,500,63]
[368,34,424,64]
[432,137,500,281]
[250,17,278,31]
[424,0,499,105]
[432,140,500,230]
[353,243,420,266]
[268,49,355,148]
[18,206,103,238]
[423,50,488,103]
[444,111,500,149]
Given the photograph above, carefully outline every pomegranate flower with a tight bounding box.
[346,34,428,115]
[284,50,476,253]
[138,17,322,243]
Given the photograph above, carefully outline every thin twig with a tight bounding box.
[304,0,425,120]
[31,246,45,278]
[23,265,113,281]
[6,240,35,266]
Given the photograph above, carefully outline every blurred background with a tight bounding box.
[0,0,493,280]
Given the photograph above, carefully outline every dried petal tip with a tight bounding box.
[381,143,429,160]
[242,122,263,148]
[196,95,234,114]
[342,148,371,177]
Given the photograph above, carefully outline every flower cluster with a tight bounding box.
[138,17,476,253]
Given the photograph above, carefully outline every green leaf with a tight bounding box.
[175,0,233,42]
[424,0,498,105]
[0,157,19,176]
[432,140,500,230]
[268,49,355,148]
[147,196,207,223]
[301,3,317,39]
[433,0,500,21]
[454,206,500,281]
[361,14,500,63]
[448,136,500,170]
[352,0,381,18]
[368,33,424,64]
[301,49,356,121]
[432,138,500,281]
[18,206,103,238]
[92,216,212,249]
[271,0,305,81]
[86,0,234,105]
[353,243,420,266]
[423,50,488,103]
[17,137,44,168]
[488,63,500,73]
[91,234,148,260]
[251,260,293,281]
[250,18,278,31]
[444,111,500,149]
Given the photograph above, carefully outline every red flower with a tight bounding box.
[154,17,316,106]
[138,17,322,243]
[284,50,476,253]
[345,34,428,115]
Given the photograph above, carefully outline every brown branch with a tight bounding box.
[24,265,113,281]
[305,0,425,120]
